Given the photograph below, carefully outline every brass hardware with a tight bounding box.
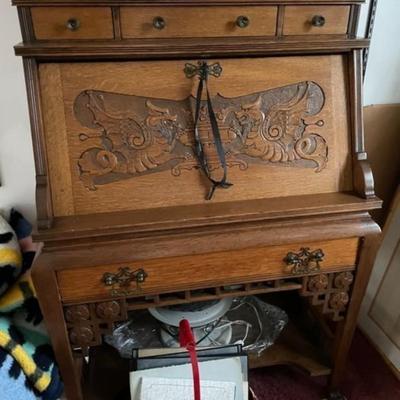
[153,16,166,30]
[66,18,80,31]
[311,15,326,27]
[236,15,250,28]
[284,247,325,274]
[102,267,148,296]
[184,61,223,79]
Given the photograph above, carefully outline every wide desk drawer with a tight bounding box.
[120,6,277,38]
[31,7,114,40]
[57,237,359,303]
[283,6,350,35]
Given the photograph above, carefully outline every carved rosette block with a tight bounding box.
[64,299,127,350]
[65,305,90,323]
[96,301,121,320]
[334,272,354,289]
[329,292,349,311]
[307,274,329,292]
[69,326,95,347]
[300,271,354,321]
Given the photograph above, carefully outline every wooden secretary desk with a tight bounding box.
[13,0,382,398]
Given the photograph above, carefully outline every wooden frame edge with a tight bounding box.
[23,58,54,229]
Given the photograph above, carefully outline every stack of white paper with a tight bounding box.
[139,378,236,400]
[130,357,248,400]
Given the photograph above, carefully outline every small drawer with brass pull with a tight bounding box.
[283,6,350,36]
[31,7,114,40]
[120,6,277,39]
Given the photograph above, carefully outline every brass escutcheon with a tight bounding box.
[283,247,325,275]
[102,267,148,296]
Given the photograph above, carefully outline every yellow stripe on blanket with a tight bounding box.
[0,331,51,392]
[0,274,34,311]
[0,247,22,267]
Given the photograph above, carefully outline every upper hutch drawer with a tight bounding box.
[31,7,114,40]
[283,6,351,35]
[120,6,278,38]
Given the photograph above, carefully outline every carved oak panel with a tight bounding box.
[74,81,327,190]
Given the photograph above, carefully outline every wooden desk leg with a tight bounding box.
[329,234,381,395]
[32,261,83,400]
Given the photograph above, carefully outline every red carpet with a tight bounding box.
[249,330,400,400]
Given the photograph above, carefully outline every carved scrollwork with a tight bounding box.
[74,80,327,190]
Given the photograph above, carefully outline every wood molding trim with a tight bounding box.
[12,0,367,6]
[23,58,53,229]
[38,212,381,260]
[347,4,361,37]
[17,7,34,41]
[14,38,370,59]
[349,49,375,199]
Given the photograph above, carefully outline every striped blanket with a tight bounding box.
[0,210,63,400]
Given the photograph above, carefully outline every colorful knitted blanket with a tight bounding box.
[0,210,63,400]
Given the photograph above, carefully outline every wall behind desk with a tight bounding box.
[0,4,35,223]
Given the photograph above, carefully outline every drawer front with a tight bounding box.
[120,6,277,38]
[57,238,359,302]
[31,7,114,40]
[283,6,350,35]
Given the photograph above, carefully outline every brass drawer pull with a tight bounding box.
[66,18,80,31]
[236,15,250,28]
[284,247,325,275]
[153,16,166,30]
[311,15,326,27]
[102,267,148,296]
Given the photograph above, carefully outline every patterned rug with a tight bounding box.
[249,330,400,400]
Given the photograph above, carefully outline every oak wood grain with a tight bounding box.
[283,6,350,35]
[35,193,382,247]
[31,7,114,40]
[57,237,359,302]
[23,58,53,229]
[31,260,83,399]
[330,234,382,389]
[39,64,75,216]
[12,3,376,399]
[37,212,381,267]
[14,37,370,58]
[13,0,366,5]
[40,55,352,216]
[120,6,277,38]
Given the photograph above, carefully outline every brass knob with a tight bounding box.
[236,15,250,28]
[311,15,326,27]
[136,269,148,283]
[153,16,166,30]
[103,272,115,286]
[66,18,80,31]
